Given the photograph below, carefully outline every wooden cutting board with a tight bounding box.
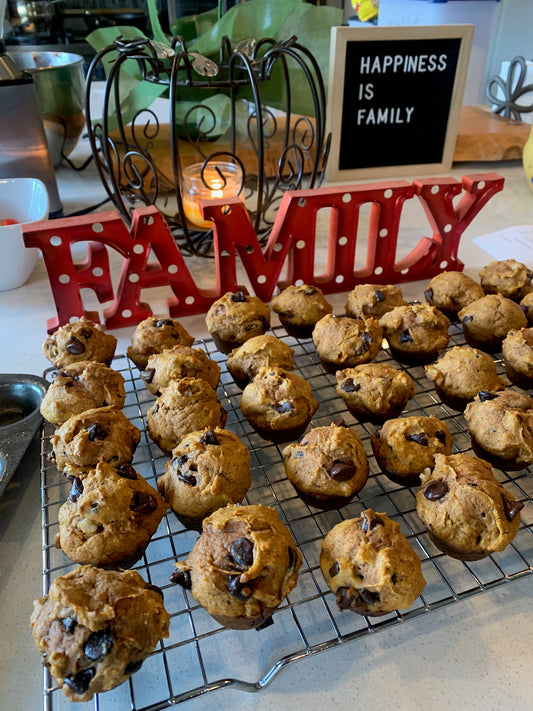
[453,105,531,162]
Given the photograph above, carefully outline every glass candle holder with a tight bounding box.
[181,161,243,230]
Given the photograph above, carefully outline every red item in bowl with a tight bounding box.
[0,218,20,226]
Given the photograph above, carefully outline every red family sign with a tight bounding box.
[22,172,504,333]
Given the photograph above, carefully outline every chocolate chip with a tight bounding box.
[178,471,197,486]
[87,423,108,441]
[424,288,434,304]
[200,429,219,445]
[228,574,251,600]
[391,573,398,585]
[399,329,413,343]
[64,668,95,695]
[124,659,143,675]
[341,379,360,393]
[329,561,340,578]
[65,336,86,355]
[146,584,164,598]
[288,547,298,571]
[68,477,83,503]
[328,460,355,482]
[130,492,158,514]
[336,587,353,610]
[423,480,449,501]
[302,286,317,295]
[230,538,254,569]
[374,289,385,302]
[435,430,447,444]
[462,315,474,323]
[117,463,137,480]
[140,368,155,384]
[521,304,530,315]
[60,615,77,634]
[84,629,113,661]
[357,588,381,606]
[502,494,524,522]
[255,615,274,630]
[478,391,498,402]
[170,569,191,589]
[54,370,69,379]
[80,328,92,340]
[273,401,293,414]
[360,511,384,533]
[152,404,159,414]
[406,432,429,446]
[230,291,247,303]
[174,455,188,468]
[155,318,173,327]
[332,418,347,427]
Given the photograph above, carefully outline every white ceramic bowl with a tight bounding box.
[0,178,49,292]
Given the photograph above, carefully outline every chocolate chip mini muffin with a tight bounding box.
[312,314,382,373]
[520,291,533,325]
[270,284,332,338]
[458,294,528,352]
[479,258,533,301]
[127,316,195,369]
[56,461,167,568]
[147,377,227,454]
[50,405,141,476]
[424,345,506,411]
[157,427,251,530]
[30,565,170,702]
[501,327,533,388]
[370,415,453,486]
[225,334,295,389]
[205,291,271,354]
[335,362,415,423]
[379,303,450,365]
[423,271,485,321]
[170,503,301,629]
[416,453,524,560]
[240,366,319,443]
[282,421,369,509]
[344,283,405,320]
[43,317,117,368]
[139,344,220,395]
[464,390,533,470]
[40,361,126,427]
[320,509,426,616]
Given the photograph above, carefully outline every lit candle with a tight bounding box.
[181,161,243,230]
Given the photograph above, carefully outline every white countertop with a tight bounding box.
[1,131,532,711]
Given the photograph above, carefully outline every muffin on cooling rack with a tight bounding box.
[282,420,369,509]
[479,259,533,301]
[147,377,227,454]
[464,390,533,470]
[312,314,382,373]
[205,291,271,354]
[127,316,195,369]
[335,362,415,423]
[56,461,167,568]
[423,271,484,321]
[379,303,450,365]
[370,415,453,486]
[458,294,527,352]
[344,283,405,320]
[40,361,126,427]
[43,317,117,369]
[31,565,170,702]
[416,453,524,561]
[501,327,533,389]
[520,292,533,325]
[225,334,295,389]
[170,503,301,629]
[50,405,141,477]
[424,345,507,411]
[240,366,318,443]
[157,427,251,530]
[139,344,220,395]
[320,509,426,616]
[270,284,332,338]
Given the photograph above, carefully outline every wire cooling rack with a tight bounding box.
[39,323,533,711]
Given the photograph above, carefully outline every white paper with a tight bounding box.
[472,225,533,264]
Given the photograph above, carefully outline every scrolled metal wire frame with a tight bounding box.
[84,33,330,256]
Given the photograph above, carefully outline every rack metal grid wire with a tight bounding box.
[39,322,533,711]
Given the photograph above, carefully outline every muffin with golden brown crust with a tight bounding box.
[344,283,405,320]
[240,366,318,444]
[205,291,271,354]
[170,503,301,629]
[282,421,369,509]
[31,566,170,703]
[335,362,415,423]
[501,327,533,388]
[479,259,533,301]
[139,344,220,395]
[320,509,426,616]
[464,390,533,470]
[424,345,507,411]
[157,427,251,531]
[519,292,533,325]
[458,294,528,352]
[271,284,332,338]
[312,314,382,374]
[379,303,450,365]
[226,334,295,389]
[416,453,524,560]
[423,271,484,321]
[43,317,117,368]
[370,415,453,486]
[127,316,195,369]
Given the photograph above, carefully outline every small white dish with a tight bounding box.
[0,177,49,292]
